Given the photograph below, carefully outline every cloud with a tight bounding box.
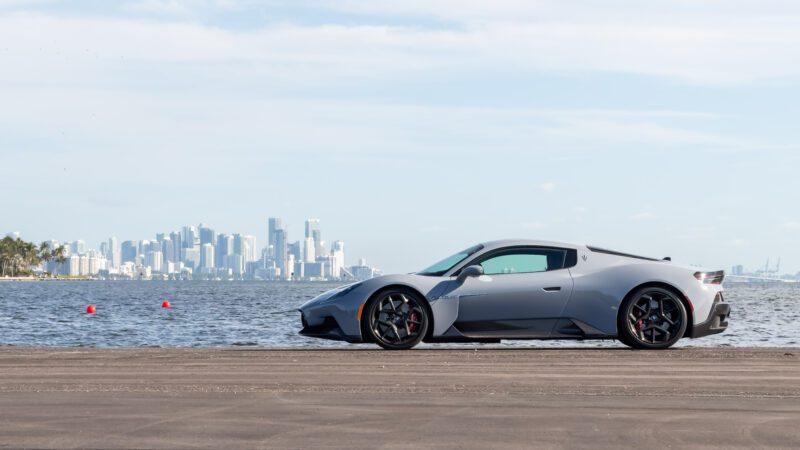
[420,225,445,233]
[521,222,547,230]
[630,212,658,221]
[540,182,556,193]
[783,222,800,230]
[729,238,750,247]
[2,2,800,85]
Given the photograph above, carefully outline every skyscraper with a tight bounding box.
[161,237,174,266]
[121,240,138,264]
[303,237,316,263]
[200,243,214,270]
[216,233,233,269]
[305,218,322,258]
[108,236,120,268]
[331,240,345,278]
[199,224,216,247]
[182,225,198,249]
[243,235,256,262]
[274,228,288,279]
[169,231,182,262]
[268,217,283,261]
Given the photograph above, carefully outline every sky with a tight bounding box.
[1,0,799,274]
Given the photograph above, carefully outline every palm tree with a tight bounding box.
[0,237,57,277]
[51,245,67,277]
[39,242,52,276]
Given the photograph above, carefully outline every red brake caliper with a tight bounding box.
[408,311,420,333]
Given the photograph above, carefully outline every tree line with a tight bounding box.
[0,236,67,277]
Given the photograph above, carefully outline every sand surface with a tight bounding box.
[1,347,798,449]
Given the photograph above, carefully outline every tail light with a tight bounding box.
[695,270,724,284]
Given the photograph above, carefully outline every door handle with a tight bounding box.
[542,286,561,292]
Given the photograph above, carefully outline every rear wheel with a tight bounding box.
[366,289,429,350]
[618,287,687,349]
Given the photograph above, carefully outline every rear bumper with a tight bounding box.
[691,293,730,338]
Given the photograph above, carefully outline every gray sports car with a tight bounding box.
[298,240,730,350]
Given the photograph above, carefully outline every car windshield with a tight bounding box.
[417,244,484,276]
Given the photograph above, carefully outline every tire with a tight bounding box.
[365,288,429,350]
[618,286,687,350]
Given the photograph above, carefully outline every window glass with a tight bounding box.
[479,249,566,275]
[418,244,484,276]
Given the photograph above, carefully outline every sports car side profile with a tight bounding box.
[298,240,730,350]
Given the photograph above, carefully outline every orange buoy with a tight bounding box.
[162,300,171,308]
[86,305,96,314]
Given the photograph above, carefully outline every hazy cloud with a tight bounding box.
[540,182,557,193]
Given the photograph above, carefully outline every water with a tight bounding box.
[0,281,797,348]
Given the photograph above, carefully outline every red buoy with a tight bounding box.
[86,305,96,314]
[162,300,171,308]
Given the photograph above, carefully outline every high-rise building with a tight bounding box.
[216,234,233,268]
[289,241,302,262]
[71,240,86,254]
[68,255,80,276]
[182,247,200,270]
[268,217,283,260]
[274,228,288,279]
[146,250,163,272]
[182,225,198,249]
[200,243,215,270]
[331,240,345,278]
[303,237,316,263]
[121,240,138,264]
[169,231,182,262]
[243,235,256,262]
[305,219,322,257]
[199,224,216,247]
[227,254,244,276]
[161,237,174,266]
[108,237,120,268]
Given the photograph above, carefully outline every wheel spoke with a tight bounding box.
[370,292,428,348]
[625,290,685,346]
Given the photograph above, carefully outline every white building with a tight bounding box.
[108,237,120,268]
[146,250,163,273]
[303,237,316,263]
[331,240,345,279]
[200,243,215,269]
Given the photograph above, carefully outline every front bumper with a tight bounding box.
[298,311,362,343]
[691,293,730,338]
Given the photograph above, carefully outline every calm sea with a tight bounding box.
[0,281,797,348]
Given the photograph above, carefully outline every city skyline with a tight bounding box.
[1,1,799,274]
[6,221,798,279]
[10,217,380,281]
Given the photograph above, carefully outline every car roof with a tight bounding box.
[478,239,586,251]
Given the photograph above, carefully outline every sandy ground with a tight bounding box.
[0,347,798,449]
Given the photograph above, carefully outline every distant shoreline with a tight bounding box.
[0,276,93,282]
[0,277,346,282]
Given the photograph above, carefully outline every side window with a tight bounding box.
[479,248,567,275]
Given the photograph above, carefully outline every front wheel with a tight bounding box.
[365,289,429,350]
[618,287,687,349]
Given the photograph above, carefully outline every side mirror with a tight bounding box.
[457,265,484,282]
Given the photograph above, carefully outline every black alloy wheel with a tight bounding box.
[618,287,687,349]
[366,289,429,350]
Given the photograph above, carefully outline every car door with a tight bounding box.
[449,247,575,338]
